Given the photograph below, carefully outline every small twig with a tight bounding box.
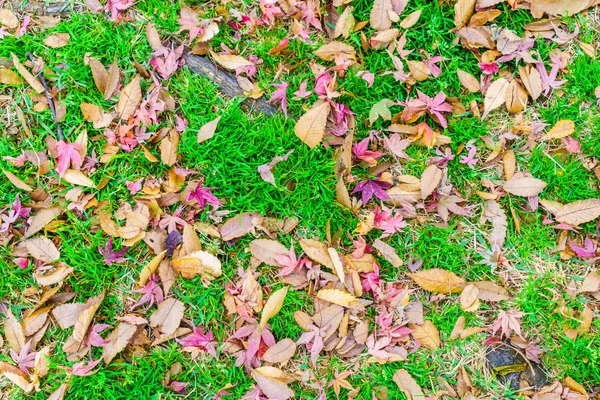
[26,52,64,141]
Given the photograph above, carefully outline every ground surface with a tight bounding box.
[0,0,600,399]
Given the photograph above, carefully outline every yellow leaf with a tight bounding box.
[313,41,356,62]
[454,0,476,28]
[11,53,44,93]
[209,50,253,70]
[409,320,440,350]
[544,119,575,140]
[62,169,96,188]
[117,75,141,120]
[460,284,480,312]
[399,9,421,29]
[137,250,167,287]
[160,130,179,166]
[407,268,465,293]
[172,250,222,281]
[316,288,357,307]
[259,286,288,330]
[294,102,331,148]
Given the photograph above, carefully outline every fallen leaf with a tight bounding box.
[11,53,44,93]
[138,250,167,287]
[23,236,60,262]
[62,169,96,188]
[117,75,141,120]
[518,65,542,100]
[63,293,104,356]
[473,281,510,301]
[103,322,137,364]
[210,51,253,70]
[393,368,424,400]
[406,60,430,81]
[220,212,261,241]
[505,80,528,113]
[482,77,509,119]
[407,268,465,293]
[503,177,547,197]
[544,120,575,140]
[530,0,600,18]
[0,9,19,28]
[43,33,70,48]
[149,298,184,335]
[299,239,335,269]
[373,239,402,267]
[4,307,26,352]
[334,6,354,38]
[197,116,221,143]
[313,42,356,62]
[457,69,480,92]
[252,367,294,400]
[556,199,600,225]
[420,164,442,199]
[409,320,440,350]
[259,286,288,330]
[564,376,588,395]
[460,284,480,312]
[0,361,32,393]
[400,10,421,29]
[262,338,296,364]
[370,0,393,30]
[160,130,179,166]
[294,101,331,148]
[104,58,120,100]
[577,271,600,293]
[316,288,357,307]
[454,0,476,28]
[0,67,23,85]
[172,250,222,281]
[3,170,33,192]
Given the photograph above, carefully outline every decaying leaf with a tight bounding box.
[370,0,393,30]
[252,366,294,400]
[172,250,222,281]
[138,250,167,287]
[149,298,184,335]
[249,239,289,267]
[11,53,44,93]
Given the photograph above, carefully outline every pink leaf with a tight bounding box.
[267,82,289,117]
[55,140,83,176]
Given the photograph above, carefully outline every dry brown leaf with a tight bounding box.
[21,306,52,337]
[564,377,588,395]
[25,207,62,237]
[505,80,528,113]
[544,120,575,140]
[406,60,430,81]
[252,367,294,400]
[409,320,440,350]
[63,293,104,355]
[149,298,184,335]
[172,250,222,281]
[327,247,346,283]
[33,345,51,377]
[4,307,26,352]
[3,170,33,192]
[393,368,425,399]
[373,239,402,267]
[52,303,89,329]
[400,9,421,28]
[89,57,108,94]
[0,67,23,85]
[577,271,600,293]
[262,338,296,364]
[472,281,509,301]
[460,284,480,312]
[34,263,73,286]
[530,0,600,18]
[316,288,357,307]
[407,268,465,293]
[220,212,261,241]
[103,322,137,364]
[454,0,476,28]
[138,250,167,287]
[160,130,179,166]
[43,33,70,48]
[483,200,507,250]
[117,75,141,120]
[299,238,335,269]
[420,164,442,199]
[503,176,547,197]
[556,199,600,226]
[197,116,221,143]
[482,77,509,119]
[249,239,289,267]
[62,169,96,188]
[23,236,60,262]
[457,69,480,92]
[210,51,253,70]
[450,316,466,339]
[518,65,542,100]
[334,6,354,38]
[294,101,331,149]
[104,58,120,100]
[0,9,19,28]
[579,41,595,57]
[503,150,516,181]
[11,53,44,93]
[370,0,393,30]
[146,21,163,52]
[0,361,33,393]
[259,286,288,330]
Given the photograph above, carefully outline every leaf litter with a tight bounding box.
[0,0,599,398]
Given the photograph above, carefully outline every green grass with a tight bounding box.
[1,0,600,398]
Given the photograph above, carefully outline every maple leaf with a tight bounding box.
[479,62,499,75]
[82,149,98,171]
[536,60,566,96]
[126,178,143,195]
[67,358,102,376]
[98,238,129,265]
[297,324,326,366]
[275,245,311,277]
[9,340,37,374]
[131,274,164,310]
[257,150,294,187]
[352,179,391,204]
[569,237,598,258]
[186,179,221,209]
[104,0,134,22]
[267,82,288,117]
[87,323,111,348]
[159,212,186,233]
[328,369,355,399]
[56,140,83,176]
[373,206,407,237]
[293,81,312,99]
[353,137,383,166]
[436,195,469,223]
[383,134,413,161]
[357,70,375,87]
[177,324,217,359]
[416,90,453,128]
[228,322,275,370]
[459,144,479,168]
[424,55,445,78]
[150,45,184,80]
[428,147,454,168]
[490,310,524,339]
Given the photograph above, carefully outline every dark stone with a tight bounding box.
[485,341,548,390]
